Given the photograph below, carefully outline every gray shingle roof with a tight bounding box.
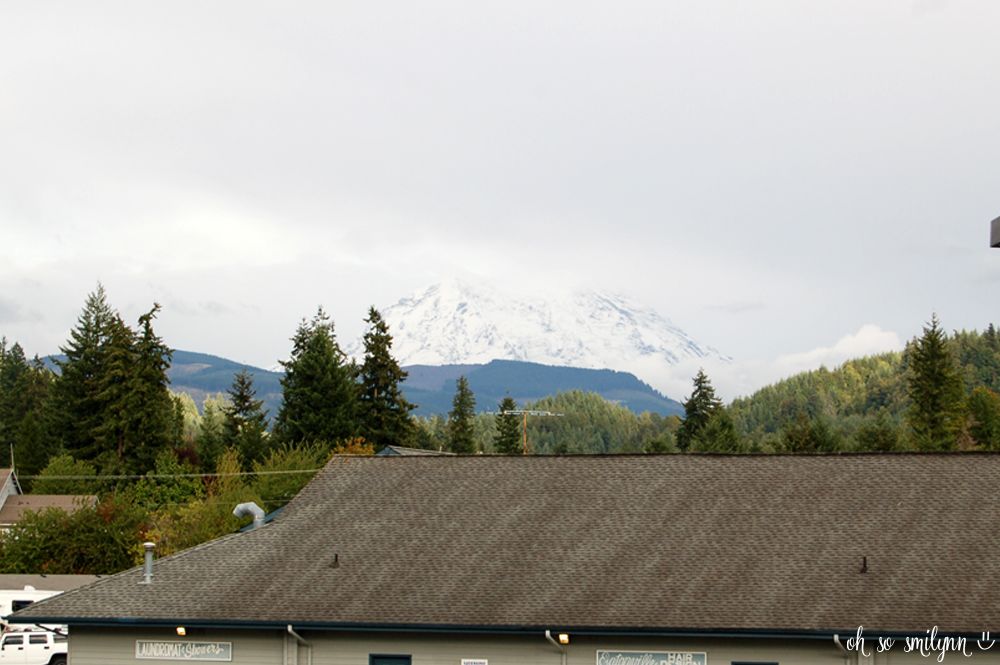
[0,495,97,525]
[14,454,1000,634]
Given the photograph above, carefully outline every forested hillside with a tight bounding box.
[403,359,683,416]
[726,320,1000,452]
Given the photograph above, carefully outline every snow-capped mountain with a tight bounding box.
[348,280,730,383]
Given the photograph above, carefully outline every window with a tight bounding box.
[370,656,412,665]
[11,599,34,611]
[29,635,48,645]
[2,635,24,648]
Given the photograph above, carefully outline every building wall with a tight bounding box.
[67,627,1000,665]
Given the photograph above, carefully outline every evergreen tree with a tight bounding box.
[447,376,476,454]
[854,413,901,452]
[689,409,742,453]
[128,304,178,470]
[274,308,358,445]
[90,313,137,467]
[90,306,177,475]
[0,341,29,459]
[967,387,1000,450]
[196,395,228,471]
[780,414,840,453]
[358,307,415,450]
[494,396,522,454]
[51,285,116,461]
[223,370,270,465]
[11,358,55,482]
[677,369,723,451]
[906,315,965,450]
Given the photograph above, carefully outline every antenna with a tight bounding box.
[499,410,564,454]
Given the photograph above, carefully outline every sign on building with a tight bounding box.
[135,641,233,661]
[596,652,707,665]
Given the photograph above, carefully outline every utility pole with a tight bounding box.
[500,410,564,454]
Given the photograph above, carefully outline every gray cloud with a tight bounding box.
[1,1,998,389]
[0,298,41,326]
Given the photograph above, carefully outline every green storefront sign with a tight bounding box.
[596,651,707,665]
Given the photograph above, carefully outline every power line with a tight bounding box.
[499,409,564,454]
[19,469,321,481]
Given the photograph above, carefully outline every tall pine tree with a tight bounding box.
[494,396,522,454]
[447,376,476,454]
[196,395,228,472]
[223,370,270,465]
[677,369,723,451]
[53,289,177,475]
[51,285,116,461]
[274,308,358,446]
[0,343,56,481]
[92,305,177,474]
[0,340,29,455]
[358,307,415,450]
[11,358,55,482]
[906,314,964,451]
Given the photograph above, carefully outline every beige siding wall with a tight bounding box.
[69,628,282,665]
[68,628,1000,665]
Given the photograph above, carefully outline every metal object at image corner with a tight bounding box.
[993,216,1000,248]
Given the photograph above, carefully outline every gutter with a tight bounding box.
[18,616,982,642]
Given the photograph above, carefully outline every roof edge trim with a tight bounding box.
[29,618,984,640]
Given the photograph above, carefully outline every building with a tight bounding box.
[375,445,454,456]
[0,469,97,530]
[12,453,1000,664]
[0,574,101,631]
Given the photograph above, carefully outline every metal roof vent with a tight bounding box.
[139,542,155,585]
[233,501,266,530]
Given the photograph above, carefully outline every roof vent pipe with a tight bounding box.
[140,542,155,585]
[233,502,266,529]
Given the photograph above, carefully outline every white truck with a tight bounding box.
[0,631,67,665]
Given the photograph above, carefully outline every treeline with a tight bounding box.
[0,286,420,573]
[0,288,421,482]
[688,316,1000,453]
[416,389,679,454]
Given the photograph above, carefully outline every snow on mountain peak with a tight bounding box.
[348,280,731,381]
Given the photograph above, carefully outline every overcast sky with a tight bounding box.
[2,1,998,400]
